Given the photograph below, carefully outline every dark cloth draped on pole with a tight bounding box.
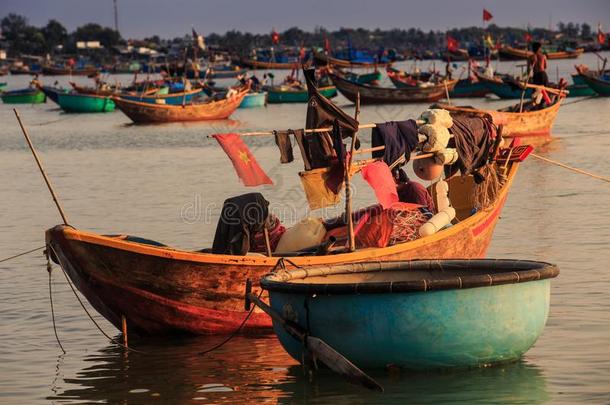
[302,68,359,169]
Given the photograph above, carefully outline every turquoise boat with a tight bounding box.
[576,73,610,96]
[267,85,337,103]
[261,259,558,369]
[341,70,383,85]
[57,93,115,113]
[239,91,267,108]
[119,88,204,105]
[0,82,6,91]
[1,88,46,104]
[450,79,489,98]
[476,74,534,99]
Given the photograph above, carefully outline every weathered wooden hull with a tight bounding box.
[1,89,46,104]
[264,260,558,369]
[119,88,204,105]
[576,73,610,96]
[45,163,519,336]
[42,66,100,76]
[313,51,391,68]
[239,58,298,70]
[267,85,337,103]
[57,93,116,113]
[331,73,456,104]
[113,88,247,123]
[499,46,583,60]
[439,100,562,146]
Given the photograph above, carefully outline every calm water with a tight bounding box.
[1,53,609,404]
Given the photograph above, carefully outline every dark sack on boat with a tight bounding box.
[212,193,269,255]
[447,114,495,182]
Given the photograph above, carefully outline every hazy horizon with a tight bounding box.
[2,0,609,39]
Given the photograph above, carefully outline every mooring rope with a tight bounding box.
[560,95,599,107]
[0,246,45,263]
[531,153,610,183]
[48,267,66,354]
[47,244,145,354]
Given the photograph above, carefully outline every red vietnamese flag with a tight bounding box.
[213,133,273,187]
[483,9,493,22]
[524,32,533,43]
[324,37,331,53]
[271,29,280,45]
[598,23,607,45]
[447,36,459,52]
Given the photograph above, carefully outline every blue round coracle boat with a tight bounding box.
[260,259,559,370]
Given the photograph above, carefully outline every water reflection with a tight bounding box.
[48,334,548,404]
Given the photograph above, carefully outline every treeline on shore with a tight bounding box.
[0,12,604,61]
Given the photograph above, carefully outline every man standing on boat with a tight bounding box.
[528,42,548,86]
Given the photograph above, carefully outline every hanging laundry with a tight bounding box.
[299,168,342,210]
[212,193,270,255]
[292,129,312,170]
[371,120,419,167]
[303,68,359,169]
[447,115,495,180]
[274,130,294,164]
[212,133,273,187]
[360,161,399,209]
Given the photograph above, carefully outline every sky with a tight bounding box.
[2,0,609,39]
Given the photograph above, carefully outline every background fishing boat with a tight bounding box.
[56,92,116,113]
[313,50,391,68]
[330,72,456,104]
[113,86,248,123]
[473,70,534,99]
[239,57,298,70]
[437,96,563,145]
[45,159,520,336]
[574,66,610,96]
[42,65,100,76]
[499,46,584,60]
[332,68,382,85]
[119,87,204,105]
[267,85,337,103]
[0,82,6,91]
[1,88,46,104]
[239,91,267,108]
[261,259,558,369]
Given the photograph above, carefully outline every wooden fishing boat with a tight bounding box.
[333,68,382,85]
[45,159,521,336]
[574,67,610,96]
[267,85,337,103]
[57,93,116,113]
[261,259,558,369]
[1,88,46,104]
[239,57,298,70]
[566,74,596,97]
[387,67,486,98]
[239,91,267,108]
[473,70,533,99]
[436,97,563,146]
[499,46,584,61]
[42,65,100,76]
[119,88,205,105]
[313,50,391,68]
[330,72,457,104]
[208,66,248,79]
[113,86,248,123]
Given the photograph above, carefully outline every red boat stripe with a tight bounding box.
[471,195,507,237]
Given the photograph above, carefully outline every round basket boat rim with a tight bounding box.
[260,259,559,295]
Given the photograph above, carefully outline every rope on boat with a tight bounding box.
[560,95,599,107]
[198,288,264,356]
[531,153,610,183]
[48,262,66,354]
[0,246,45,263]
[47,244,146,354]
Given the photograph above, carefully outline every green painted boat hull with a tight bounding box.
[57,93,115,113]
[270,279,551,369]
[566,84,596,97]
[239,92,267,108]
[267,86,337,103]
[1,90,46,104]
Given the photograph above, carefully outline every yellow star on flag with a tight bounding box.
[238,150,251,165]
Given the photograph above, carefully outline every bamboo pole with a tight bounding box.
[13,109,69,225]
[121,315,128,348]
[345,91,360,252]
